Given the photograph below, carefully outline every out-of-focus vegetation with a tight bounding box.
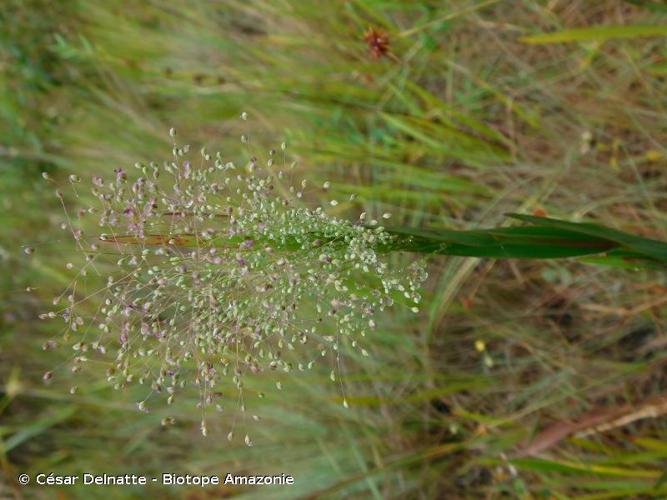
[1,0,666,498]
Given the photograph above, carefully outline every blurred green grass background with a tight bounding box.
[1,0,666,498]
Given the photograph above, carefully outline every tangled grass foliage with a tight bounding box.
[37,118,427,441]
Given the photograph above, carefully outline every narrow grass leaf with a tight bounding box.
[520,25,667,44]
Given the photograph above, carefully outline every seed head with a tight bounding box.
[363,27,391,60]
[38,130,427,438]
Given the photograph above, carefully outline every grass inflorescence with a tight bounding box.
[37,121,427,440]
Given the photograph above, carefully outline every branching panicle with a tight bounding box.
[38,122,427,440]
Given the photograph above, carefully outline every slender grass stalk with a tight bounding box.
[113,213,667,270]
